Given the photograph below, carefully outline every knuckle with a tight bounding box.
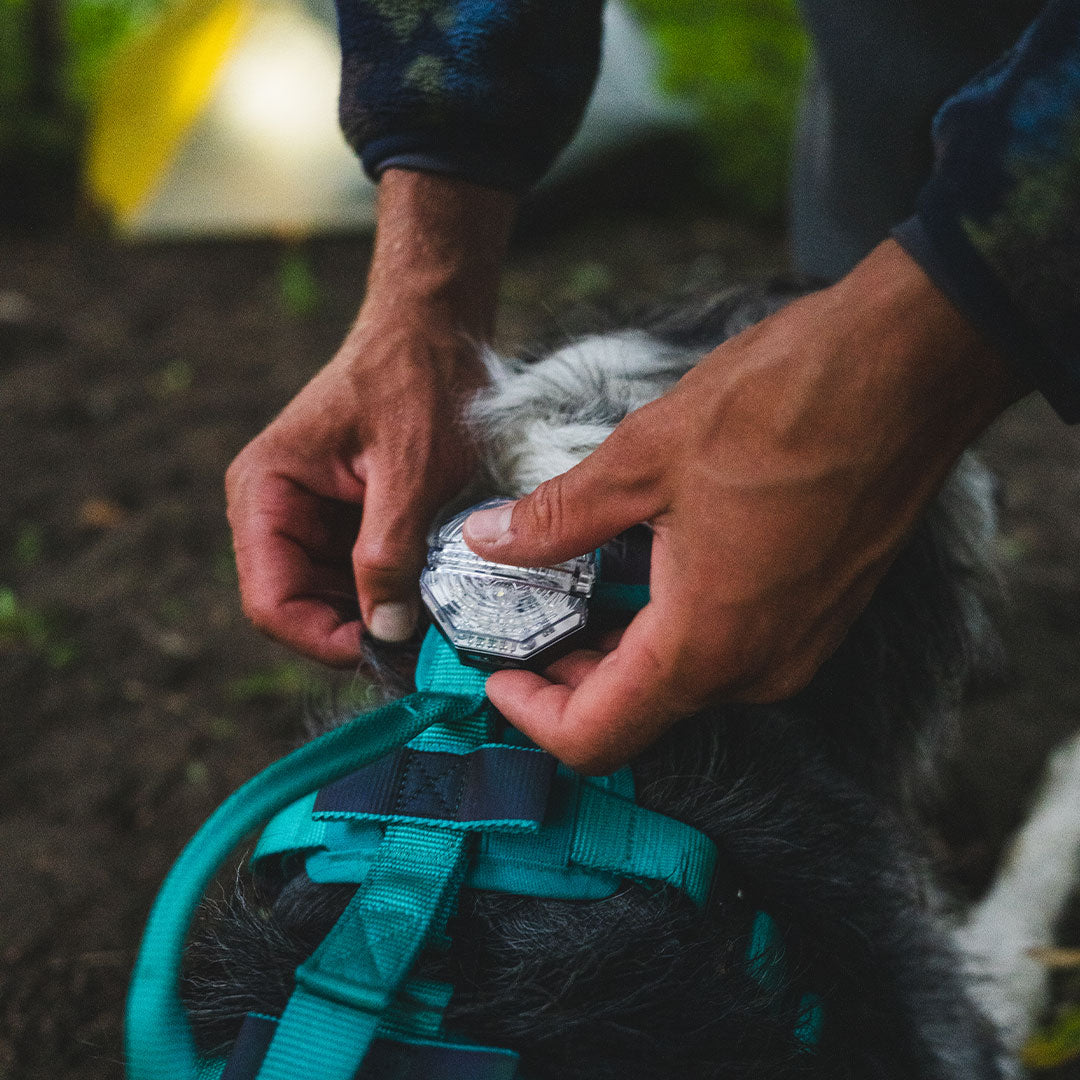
[239,592,277,633]
[354,530,422,577]
[223,453,249,501]
[636,633,679,686]
[224,442,270,510]
[553,734,609,776]
[741,658,818,704]
[519,478,567,540]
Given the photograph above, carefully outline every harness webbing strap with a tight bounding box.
[253,792,323,864]
[294,767,718,908]
[314,744,555,830]
[125,691,481,1080]
[377,977,454,1041]
[227,1014,520,1080]
[257,820,469,1080]
[570,781,718,907]
[256,651,502,1080]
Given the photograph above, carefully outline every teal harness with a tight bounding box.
[126,629,822,1080]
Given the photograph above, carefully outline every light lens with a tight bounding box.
[420,498,596,668]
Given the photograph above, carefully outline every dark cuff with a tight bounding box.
[893,203,1080,423]
[360,134,545,194]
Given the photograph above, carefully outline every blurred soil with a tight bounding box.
[1,211,1078,1079]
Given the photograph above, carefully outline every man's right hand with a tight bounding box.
[225,171,516,666]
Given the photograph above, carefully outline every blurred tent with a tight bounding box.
[86,0,692,238]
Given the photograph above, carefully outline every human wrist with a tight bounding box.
[832,239,1027,441]
[363,169,517,341]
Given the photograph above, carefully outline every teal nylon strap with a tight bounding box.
[414,628,488,699]
[256,824,470,1080]
[299,767,717,907]
[125,691,481,1080]
[570,781,717,906]
[258,633,717,905]
[257,637,498,1080]
[252,792,323,864]
[377,978,454,1041]
[744,910,824,1049]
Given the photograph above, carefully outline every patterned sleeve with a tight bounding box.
[334,0,604,192]
[892,0,1080,422]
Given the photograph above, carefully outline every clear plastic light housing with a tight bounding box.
[420,498,596,668]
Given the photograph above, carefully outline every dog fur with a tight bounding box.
[181,282,1080,1079]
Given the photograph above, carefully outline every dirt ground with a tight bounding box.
[1,209,1079,1079]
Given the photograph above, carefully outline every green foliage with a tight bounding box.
[184,759,209,786]
[563,261,613,301]
[14,522,45,568]
[626,0,809,219]
[4,0,808,222]
[66,0,166,109]
[277,250,322,318]
[1024,1005,1080,1069]
[212,545,239,587]
[148,357,195,398]
[227,660,314,702]
[0,0,166,175]
[0,585,77,668]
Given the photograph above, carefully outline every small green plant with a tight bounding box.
[212,546,238,588]
[277,249,322,318]
[184,759,209,787]
[149,358,194,399]
[227,660,314,702]
[0,585,76,667]
[14,521,44,567]
[207,715,237,741]
[157,596,189,625]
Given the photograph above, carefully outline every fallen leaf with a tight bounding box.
[77,497,127,529]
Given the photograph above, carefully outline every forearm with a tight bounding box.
[335,0,604,191]
[359,169,517,361]
[892,0,1080,421]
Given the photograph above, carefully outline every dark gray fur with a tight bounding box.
[182,283,1005,1078]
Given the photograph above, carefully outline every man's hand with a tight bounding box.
[463,239,1025,773]
[226,171,516,665]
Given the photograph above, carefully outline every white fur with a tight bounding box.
[471,331,696,495]
[956,731,1080,1057]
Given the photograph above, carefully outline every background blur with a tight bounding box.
[2,1,1080,1076]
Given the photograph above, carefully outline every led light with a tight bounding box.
[421,499,596,670]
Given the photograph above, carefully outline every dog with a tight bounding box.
[180,281,1080,1079]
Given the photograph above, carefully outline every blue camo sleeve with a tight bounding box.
[334,0,604,192]
[893,0,1080,422]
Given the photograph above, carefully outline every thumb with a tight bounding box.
[352,476,429,643]
[463,420,664,566]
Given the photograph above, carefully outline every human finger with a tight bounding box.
[351,464,436,643]
[485,600,703,774]
[228,471,366,666]
[463,411,667,566]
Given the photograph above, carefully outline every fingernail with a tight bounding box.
[464,503,514,544]
[369,601,418,643]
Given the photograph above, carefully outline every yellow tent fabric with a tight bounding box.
[85,0,688,238]
[87,0,251,217]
